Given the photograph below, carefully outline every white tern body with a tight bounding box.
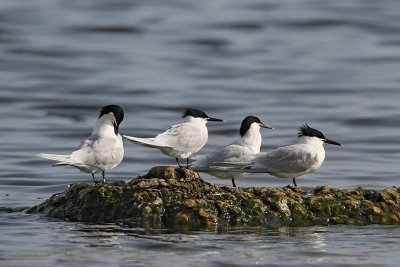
[37,105,124,183]
[192,116,274,187]
[124,108,223,167]
[214,124,342,186]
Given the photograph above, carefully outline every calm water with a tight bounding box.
[1,0,400,266]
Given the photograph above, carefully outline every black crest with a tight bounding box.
[99,105,124,134]
[298,123,325,139]
[182,108,209,119]
[240,116,262,137]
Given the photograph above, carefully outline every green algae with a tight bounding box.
[28,166,400,228]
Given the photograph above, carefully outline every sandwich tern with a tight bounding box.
[191,116,274,187]
[215,123,342,187]
[124,108,223,168]
[37,105,124,183]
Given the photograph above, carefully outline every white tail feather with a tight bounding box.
[37,153,70,162]
[123,135,162,149]
[36,153,80,166]
[37,153,100,173]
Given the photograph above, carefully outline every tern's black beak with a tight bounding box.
[207,117,225,122]
[113,121,119,135]
[260,123,275,130]
[324,138,342,146]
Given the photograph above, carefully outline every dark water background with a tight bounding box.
[1,0,400,266]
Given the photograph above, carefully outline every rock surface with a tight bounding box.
[28,166,400,228]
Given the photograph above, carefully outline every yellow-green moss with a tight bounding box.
[28,166,400,228]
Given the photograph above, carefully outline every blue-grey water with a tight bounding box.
[1,0,400,266]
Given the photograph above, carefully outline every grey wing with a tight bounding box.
[192,145,253,170]
[250,145,317,173]
[155,123,206,152]
[71,135,123,169]
[70,137,98,166]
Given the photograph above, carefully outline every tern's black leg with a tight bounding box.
[92,173,96,184]
[175,158,182,168]
[102,171,106,184]
[186,158,189,169]
[231,178,237,188]
[292,177,297,187]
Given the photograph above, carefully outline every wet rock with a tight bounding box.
[28,166,400,228]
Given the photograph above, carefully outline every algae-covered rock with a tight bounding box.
[28,166,400,228]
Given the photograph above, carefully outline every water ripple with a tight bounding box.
[1,0,400,265]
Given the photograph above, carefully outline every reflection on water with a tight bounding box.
[1,213,399,267]
[1,0,400,266]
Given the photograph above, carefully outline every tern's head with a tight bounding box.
[99,105,124,134]
[182,108,224,123]
[298,123,342,146]
[240,116,274,137]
